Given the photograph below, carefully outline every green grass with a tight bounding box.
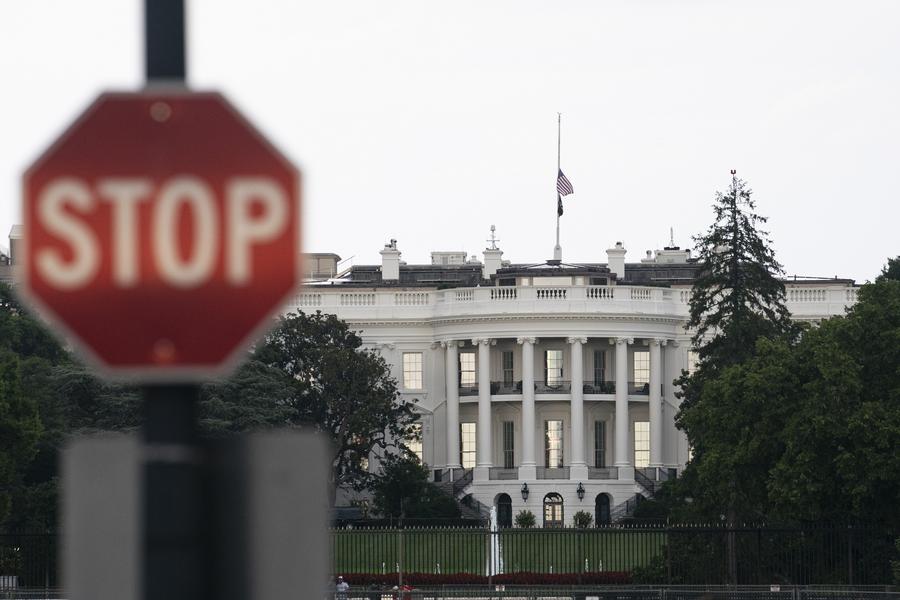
[332,529,666,575]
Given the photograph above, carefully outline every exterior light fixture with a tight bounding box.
[576,482,585,501]
[521,483,529,501]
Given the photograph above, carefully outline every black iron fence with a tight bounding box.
[0,532,58,590]
[330,524,897,586]
[335,587,900,600]
[1,525,896,590]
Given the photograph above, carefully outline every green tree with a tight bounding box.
[0,350,42,524]
[674,173,797,522]
[253,310,419,500]
[877,256,900,282]
[767,272,900,528]
[680,172,795,375]
[370,455,460,520]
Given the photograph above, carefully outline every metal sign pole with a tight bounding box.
[142,4,205,600]
[145,0,186,82]
[142,386,207,600]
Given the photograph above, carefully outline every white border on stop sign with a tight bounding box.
[16,89,304,383]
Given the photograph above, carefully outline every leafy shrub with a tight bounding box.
[573,510,593,528]
[514,509,536,528]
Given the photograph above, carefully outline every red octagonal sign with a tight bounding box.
[21,92,301,380]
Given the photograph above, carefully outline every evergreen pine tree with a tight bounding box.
[672,172,798,531]
[683,171,794,373]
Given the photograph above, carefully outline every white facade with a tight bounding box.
[301,242,859,525]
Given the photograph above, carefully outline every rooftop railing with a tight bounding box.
[295,283,859,321]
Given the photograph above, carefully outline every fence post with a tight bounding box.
[486,526,493,587]
[847,524,853,585]
[398,526,403,589]
[665,524,672,585]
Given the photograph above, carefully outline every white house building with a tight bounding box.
[303,233,860,527]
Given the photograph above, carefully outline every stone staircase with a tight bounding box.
[434,468,490,522]
[609,467,676,522]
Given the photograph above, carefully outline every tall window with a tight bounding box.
[460,422,476,468]
[545,420,564,468]
[407,423,423,463]
[594,421,607,468]
[502,351,514,386]
[633,350,650,384]
[402,352,423,390]
[687,350,700,375]
[634,421,650,468]
[459,352,476,387]
[543,493,564,527]
[503,421,515,469]
[545,350,563,385]
[593,350,606,385]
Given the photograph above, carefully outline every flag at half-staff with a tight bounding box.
[557,169,574,216]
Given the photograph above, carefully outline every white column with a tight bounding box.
[568,337,588,479]
[518,337,537,480]
[665,340,681,467]
[444,341,461,470]
[649,338,664,468]
[474,337,493,481]
[613,336,633,479]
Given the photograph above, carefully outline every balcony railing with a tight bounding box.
[459,383,478,396]
[628,382,665,395]
[583,381,615,394]
[536,467,570,479]
[588,466,619,480]
[488,467,518,480]
[535,380,571,393]
[491,381,522,395]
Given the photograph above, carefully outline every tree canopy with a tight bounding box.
[682,173,795,372]
[659,257,900,530]
[370,455,461,520]
[0,290,421,528]
[251,310,420,497]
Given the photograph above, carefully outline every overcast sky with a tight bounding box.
[2,1,898,283]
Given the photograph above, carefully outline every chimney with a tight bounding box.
[380,239,401,281]
[9,225,22,266]
[483,247,503,279]
[606,241,626,279]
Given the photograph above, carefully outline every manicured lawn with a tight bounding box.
[332,529,665,575]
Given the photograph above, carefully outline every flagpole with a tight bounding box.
[554,113,562,262]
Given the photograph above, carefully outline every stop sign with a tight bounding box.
[21,92,301,380]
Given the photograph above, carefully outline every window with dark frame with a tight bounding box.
[503,421,515,469]
[593,350,606,386]
[502,351,514,386]
[594,421,606,468]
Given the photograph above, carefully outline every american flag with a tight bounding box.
[557,169,574,196]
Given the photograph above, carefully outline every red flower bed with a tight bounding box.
[340,571,631,586]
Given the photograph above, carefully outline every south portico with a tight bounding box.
[436,331,682,485]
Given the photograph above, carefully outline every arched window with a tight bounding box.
[595,493,611,526]
[543,493,564,528]
[496,494,512,529]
